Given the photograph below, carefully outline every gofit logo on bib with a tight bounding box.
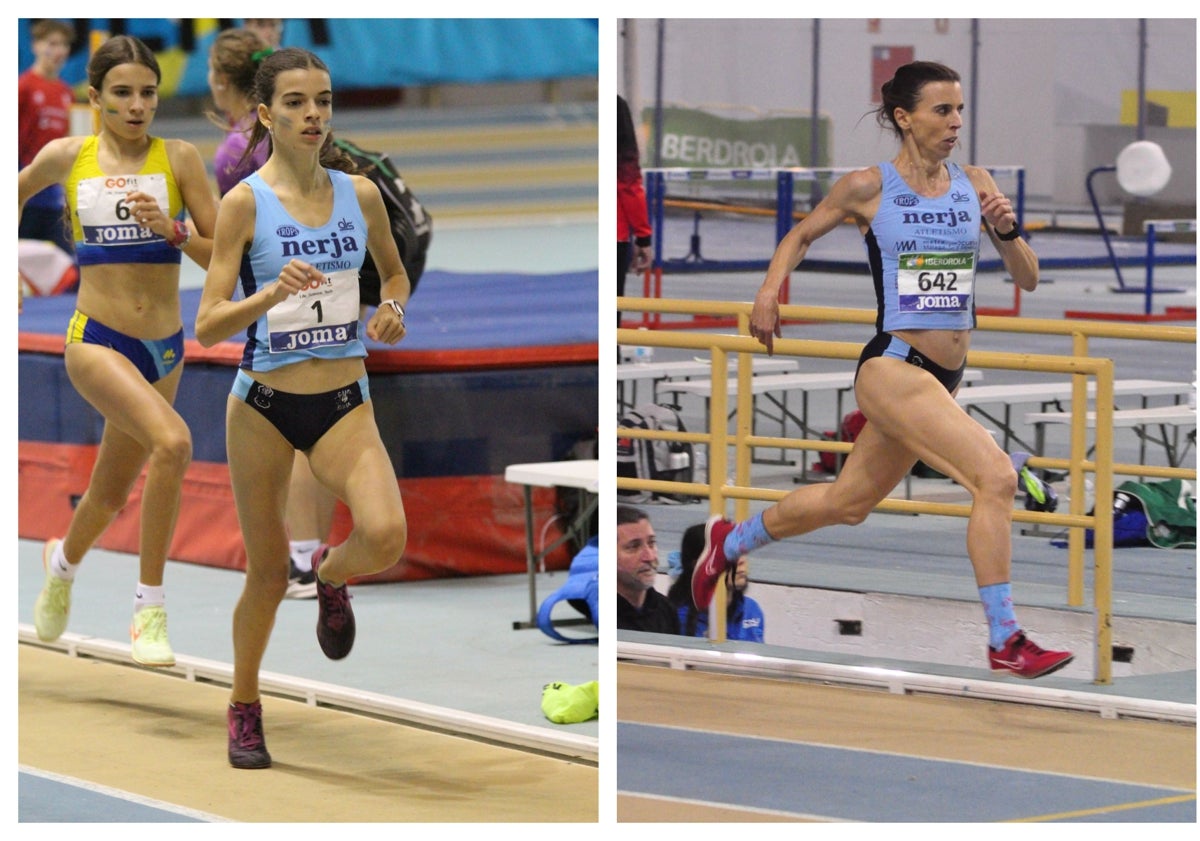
[896,251,975,314]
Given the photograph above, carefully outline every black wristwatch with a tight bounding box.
[996,224,1021,241]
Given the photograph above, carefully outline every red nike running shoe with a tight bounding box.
[691,515,735,611]
[988,631,1074,679]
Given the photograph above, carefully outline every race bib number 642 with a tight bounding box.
[896,251,975,314]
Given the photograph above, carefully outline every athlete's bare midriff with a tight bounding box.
[75,262,182,339]
[891,327,970,371]
[246,355,367,395]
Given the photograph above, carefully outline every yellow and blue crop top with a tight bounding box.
[66,135,184,266]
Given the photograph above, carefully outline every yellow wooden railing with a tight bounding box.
[617,297,1196,685]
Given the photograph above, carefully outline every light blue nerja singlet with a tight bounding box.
[238,169,368,372]
[864,161,982,333]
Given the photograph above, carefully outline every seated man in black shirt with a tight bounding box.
[616,505,679,634]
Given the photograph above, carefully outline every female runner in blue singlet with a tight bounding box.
[195,47,411,769]
[18,35,218,669]
[692,62,1074,680]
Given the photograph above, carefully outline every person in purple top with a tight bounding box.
[207,28,272,198]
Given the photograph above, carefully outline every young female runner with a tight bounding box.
[20,34,217,667]
[195,47,411,768]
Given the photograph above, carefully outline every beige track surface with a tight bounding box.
[617,662,1195,822]
[19,645,597,822]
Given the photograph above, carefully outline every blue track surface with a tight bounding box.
[18,770,212,823]
[618,722,1197,822]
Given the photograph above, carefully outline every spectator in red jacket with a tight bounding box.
[19,19,77,260]
[617,95,652,329]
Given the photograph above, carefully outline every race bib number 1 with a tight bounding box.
[896,252,975,314]
[267,268,361,353]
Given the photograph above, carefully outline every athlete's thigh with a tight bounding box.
[307,404,405,522]
[855,357,1002,492]
[225,396,296,543]
[64,344,184,448]
[66,348,187,490]
[832,417,919,507]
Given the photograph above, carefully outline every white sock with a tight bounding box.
[290,539,320,572]
[51,543,77,581]
[134,584,165,611]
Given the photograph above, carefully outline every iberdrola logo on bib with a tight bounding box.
[901,253,973,271]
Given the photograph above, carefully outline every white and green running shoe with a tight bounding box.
[34,538,73,642]
[130,605,176,667]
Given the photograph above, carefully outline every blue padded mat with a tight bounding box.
[18,268,599,354]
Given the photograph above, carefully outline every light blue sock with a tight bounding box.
[723,512,775,560]
[979,582,1019,650]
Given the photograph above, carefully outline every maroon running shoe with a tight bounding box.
[691,516,736,611]
[228,700,271,769]
[313,544,356,660]
[988,631,1074,679]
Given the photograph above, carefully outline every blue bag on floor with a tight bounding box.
[537,537,598,643]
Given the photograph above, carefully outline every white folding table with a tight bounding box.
[616,356,799,410]
[1024,404,1196,468]
[504,459,599,630]
[957,378,1191,453]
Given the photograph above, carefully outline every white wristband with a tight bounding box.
[381,299,405,320]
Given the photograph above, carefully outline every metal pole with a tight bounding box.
[1145,223,1156,316]
[969,19,980,164]
[809,20,823,207]
[1087,165,1127,290]
[620,19,637,113]
[1137,19,1147,140]
[653,19,666,168]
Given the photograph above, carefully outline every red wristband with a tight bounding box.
[170,219,191,249]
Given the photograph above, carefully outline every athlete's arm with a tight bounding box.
[354,175,410,346]
[751,167,881,354]
[17,136,81,217]
[967,165,1038,292]
[18,137,82,311]
[166,139,219,270]
[195,184,311,347]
